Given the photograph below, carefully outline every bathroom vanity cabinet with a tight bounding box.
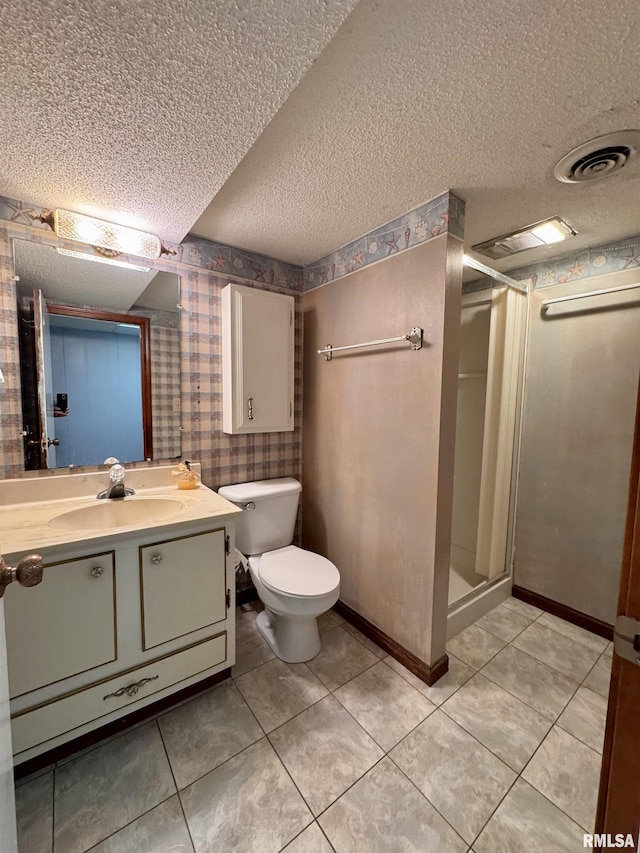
[1,474,239,764]
[221,283,295,434]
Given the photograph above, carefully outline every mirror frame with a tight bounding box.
[44,303,153,463]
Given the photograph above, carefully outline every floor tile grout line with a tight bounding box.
[310,753,389,824]
[511,628,606,677]
[75,720,179,852]
[237,642,433,754]
[554,716,605,757]
[330,680,435,756]
[264,730,323,826]
[515,721,600,832]
[170,734,270,797]
[380,654,472,707]
[501,599,544,620]
[479,651,584,724]
[153,717,179,795]
[514,746,596,834]
[155,718,198,853]
[533,611,611,653]
[316,820,338,852]
[79,792,180,852]
[474,608,538,646]
[385,749,481,849]
[480,632,587,696]
[447,637,504,673]
[275,819,335,853]
[467,771,522,849]
[437,691,555,775]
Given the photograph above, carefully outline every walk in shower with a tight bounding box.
[448,260,527,635]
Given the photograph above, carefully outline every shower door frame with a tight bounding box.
[448,284,528,621]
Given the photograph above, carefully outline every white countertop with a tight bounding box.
[0,466,241,559]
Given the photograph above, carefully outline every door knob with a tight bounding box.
[0,553,44,598]
[47,438,61,447]
[150,553,163,565]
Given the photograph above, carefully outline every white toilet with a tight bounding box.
[218,478,340,663]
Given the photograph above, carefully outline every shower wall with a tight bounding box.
[450,297,491,600]
[514,269,640,625]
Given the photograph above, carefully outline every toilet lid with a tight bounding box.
[259,546,340,597]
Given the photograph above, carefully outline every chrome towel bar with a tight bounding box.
[317,327,423,361]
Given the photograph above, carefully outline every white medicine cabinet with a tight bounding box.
[222,283,295,434]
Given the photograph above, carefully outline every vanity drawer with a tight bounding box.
[11,632,227,756]
[5,551,116,698]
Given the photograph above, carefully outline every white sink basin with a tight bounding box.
[48,498,184,531]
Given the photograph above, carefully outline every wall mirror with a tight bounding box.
[13,239,181,469]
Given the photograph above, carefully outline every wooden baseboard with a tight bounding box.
[333,600,448,686]
[512,585,614,641]
[13,668,231,782]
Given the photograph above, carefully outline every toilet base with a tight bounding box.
[255,608,321,663]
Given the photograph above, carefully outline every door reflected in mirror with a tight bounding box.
[14,239,181,469]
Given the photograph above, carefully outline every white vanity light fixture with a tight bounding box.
[29,207,177,271]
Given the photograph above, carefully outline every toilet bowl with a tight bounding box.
[249,545,339,662]
[217,478,340,663]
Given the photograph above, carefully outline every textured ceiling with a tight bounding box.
[193,0,640,270]
[0,0,358,243]
[3,0,639,272]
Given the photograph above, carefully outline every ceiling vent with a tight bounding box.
[555,130,640,183]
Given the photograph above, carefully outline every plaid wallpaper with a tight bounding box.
[149,324,181,460]
[0,228,23,478]
[0,223,303,490]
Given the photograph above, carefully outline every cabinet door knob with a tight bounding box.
[150,553,163,565]
[90,566,104,578]
[0,554,44,598]
[247,396,254,420]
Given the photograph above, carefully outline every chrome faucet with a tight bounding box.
[97,461,135,500]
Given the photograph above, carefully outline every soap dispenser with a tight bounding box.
[172,460,199,490]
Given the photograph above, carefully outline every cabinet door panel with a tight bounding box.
[5,553,116,697]
[222,284,294,433]
[140,530,226,650]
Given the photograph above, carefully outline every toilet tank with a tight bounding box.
[217,478,302,555]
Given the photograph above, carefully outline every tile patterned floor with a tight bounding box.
[14,597,612,852]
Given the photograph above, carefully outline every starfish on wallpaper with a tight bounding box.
[253,266,267,282]
[621,253,640,268]
[213,253,226,269]
[385,234,399,255]
[566,261,584,279]
[352,250,364,266]
[4,199,38,223]
[319,268,328,284]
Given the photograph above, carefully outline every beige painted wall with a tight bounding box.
[302,234,463,667]
[514,268,640,625]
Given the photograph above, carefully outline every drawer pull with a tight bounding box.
[150,554,163,565]
[90,566,104,578]
[103,675,159,700]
